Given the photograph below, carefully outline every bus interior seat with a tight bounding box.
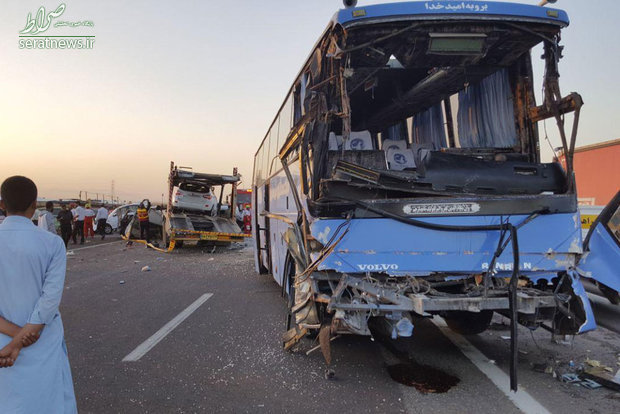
[344,130,373,150]
[328,132,343,151]
[386,148,416,170]
[382,139,408,152]
[411,143,435,165]
[326,150,388,176]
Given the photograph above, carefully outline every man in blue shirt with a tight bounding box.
[0,176,77,413]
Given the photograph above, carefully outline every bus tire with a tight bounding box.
[598,282,620,305]
[284,258,296,332]
[443,310,493,335]
[283,256,295,303]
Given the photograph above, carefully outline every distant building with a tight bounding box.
[561,139,620,206]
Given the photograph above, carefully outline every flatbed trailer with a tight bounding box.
[163,162,250,248]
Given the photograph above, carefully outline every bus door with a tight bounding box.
[254,183,271,273]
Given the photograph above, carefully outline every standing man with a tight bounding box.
[72,202,86,245]
[0,176,77,413]
[37,201,57,234]
[95,204,109,240]
[84,203,95,239]
[57,204,74,248]
[242,204,252,234]
[69,203,77,244]
[136,199,151,245]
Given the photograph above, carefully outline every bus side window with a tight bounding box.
[293,83,302,125]
[257,143,266,183]
[279,96,293,147]
[262,132,271,180]
[253,153,260,183]
[267,123,277,176]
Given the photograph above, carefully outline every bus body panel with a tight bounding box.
[578,191,620,296]
[267,169,299,286]
[310,213,582,275]
[579,226,620,294]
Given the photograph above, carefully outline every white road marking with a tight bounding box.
[67,239,122,252]
[122,293,213,362]
[431,316,550,414]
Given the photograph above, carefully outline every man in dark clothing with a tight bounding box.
[57,204,73,248]
[71,202,85,245]
[95,205,108,240]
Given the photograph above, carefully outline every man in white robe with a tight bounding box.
[0,176,77,413]
[38,201,57,234]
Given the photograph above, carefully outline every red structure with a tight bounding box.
[562,139,620,206]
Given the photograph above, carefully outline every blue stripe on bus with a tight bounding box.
[334,1,569,27]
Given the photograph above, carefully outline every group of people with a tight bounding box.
[37,201,110,248]
[0,176,77,412]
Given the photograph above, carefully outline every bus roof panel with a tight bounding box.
[335,1,569,28]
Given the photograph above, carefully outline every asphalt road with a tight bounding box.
[59,240,620,413]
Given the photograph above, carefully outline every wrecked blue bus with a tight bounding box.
[251,1,619,390]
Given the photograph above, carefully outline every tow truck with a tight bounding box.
[162,162,250,249]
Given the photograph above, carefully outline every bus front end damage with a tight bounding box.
[284,210,595,337]
[283,212,596,388]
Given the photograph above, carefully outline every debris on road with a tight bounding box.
[119,280,125,284]
[561,373,602,389]
[305,335,341,356]
[532,361,556,374]
[580,379,603,389]
[561,373,580,383]
[141,266,151,272]
[581,367,620,391]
